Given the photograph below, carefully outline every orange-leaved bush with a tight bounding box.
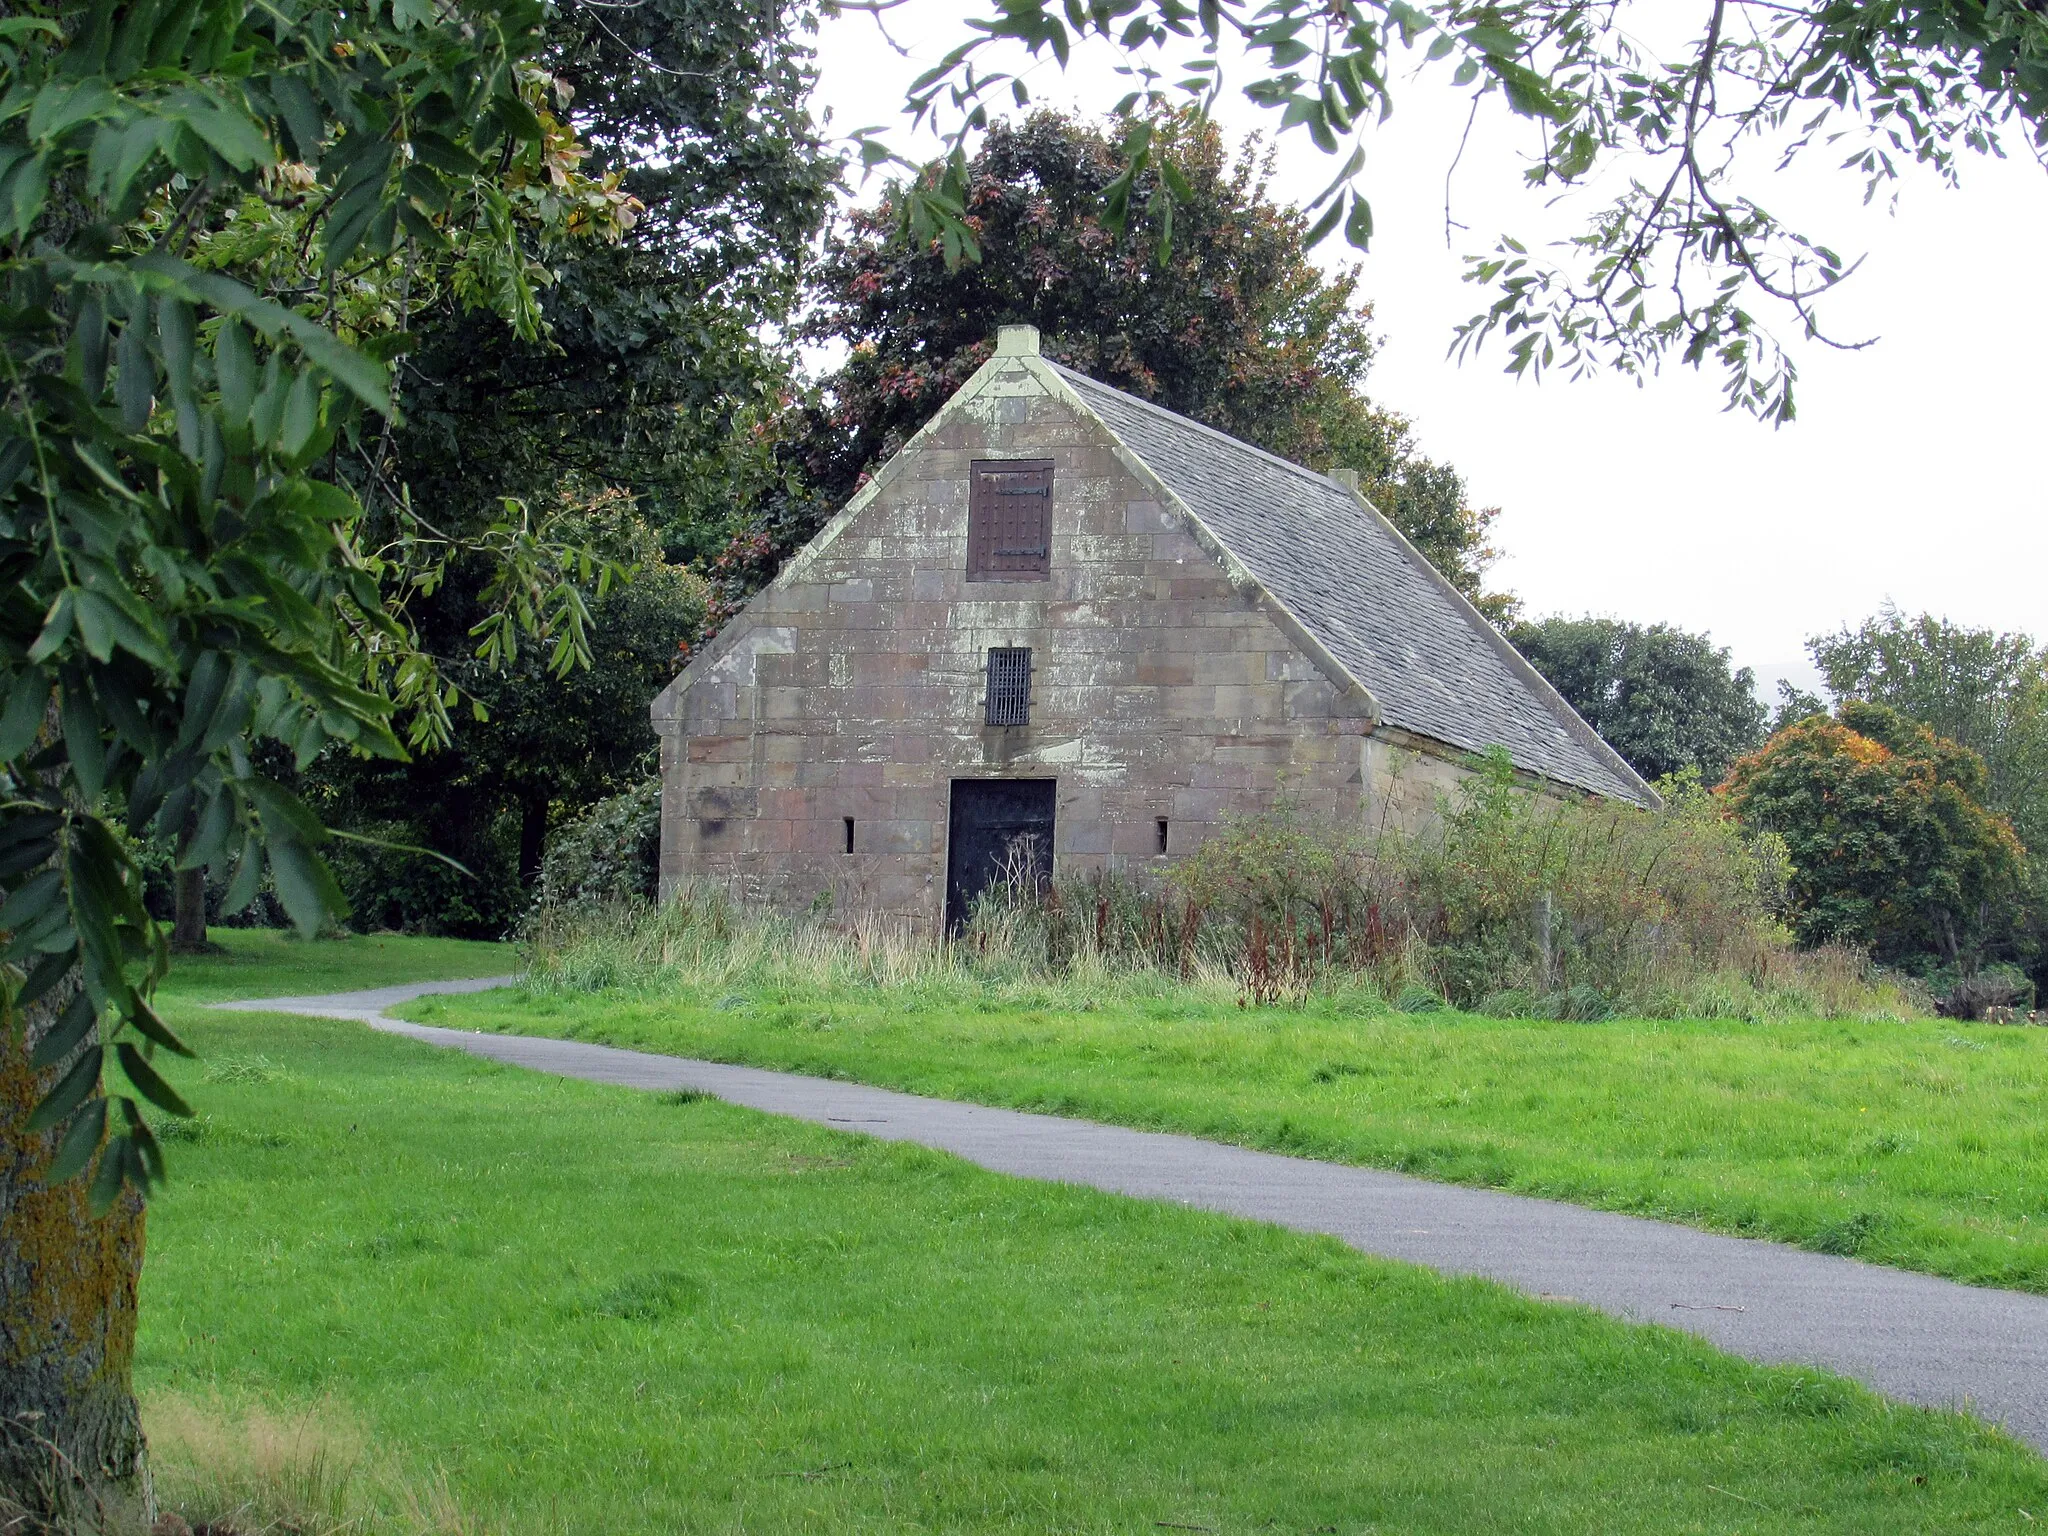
[1718,701,2026,965]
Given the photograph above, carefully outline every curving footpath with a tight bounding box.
[217,977,2048,1453]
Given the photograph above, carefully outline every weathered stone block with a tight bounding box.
[1060,820,1113,855]
[1125,500,1171,533]
[688,735,751,765]
[689,786,758,819]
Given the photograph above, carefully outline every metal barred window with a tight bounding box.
[985,647,1032,727]
[968,460,1053,579]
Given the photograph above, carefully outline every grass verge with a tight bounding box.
[141,985,2048,1533]
[160,926,516,1006]
[403,973,2048,1294]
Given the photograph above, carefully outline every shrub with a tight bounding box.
[1402,753,1794,1007]
[533,778,662,913]
[1534,985,1615,1023]
[328,812,520,937]
[1926,963,2036,1021]
[1172,801,1403,1001]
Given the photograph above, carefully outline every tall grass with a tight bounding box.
[524,887,1915,1027]
[128,1393,487,1535]
[520,890,1251,1014]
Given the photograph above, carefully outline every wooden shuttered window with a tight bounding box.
[968,459,1053,580]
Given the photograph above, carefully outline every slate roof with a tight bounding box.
[1052,363,1655,806]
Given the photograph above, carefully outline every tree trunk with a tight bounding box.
[0,975,152,1529]
[169,805,219,956]
[518,792,550,891]
[170,865,209,954]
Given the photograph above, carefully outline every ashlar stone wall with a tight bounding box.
[651,346,1477,925]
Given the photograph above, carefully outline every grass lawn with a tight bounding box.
[159,926,516,1005]
[402,978,2048,1295]
[137,941,2048,1532]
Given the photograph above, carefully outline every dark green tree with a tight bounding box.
[315,489,704,935]
[785,108,1504,605]
[1510,616,1767,784]
[1720,702,2026,965]
[386,0,834,548]
[308,0,834,931]
[1771,681,1829,734]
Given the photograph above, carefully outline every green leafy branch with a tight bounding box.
[851,0,2048,421]
[0,0,642,1205]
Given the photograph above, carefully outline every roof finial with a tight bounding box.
[995,323,1041,357]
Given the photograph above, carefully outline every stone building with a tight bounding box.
[651,325,1655,928]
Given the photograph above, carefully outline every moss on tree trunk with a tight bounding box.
[0,975,151,1528]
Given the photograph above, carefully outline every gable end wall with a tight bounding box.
[652,357,1479,923]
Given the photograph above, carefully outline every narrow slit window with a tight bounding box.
[968,460,1053,580]
[1156,818,1170,855]
[843,817,855,854]
[985,647,1032,727]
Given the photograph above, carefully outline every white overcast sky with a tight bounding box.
[801,3,2048,701]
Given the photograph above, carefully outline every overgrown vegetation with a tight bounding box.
[530,755,1899,1025]
[531,778,662,915]
[1179,753,1804,1015]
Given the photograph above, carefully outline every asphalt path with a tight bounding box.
[217,976,2048,1453]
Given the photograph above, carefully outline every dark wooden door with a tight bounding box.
[945,779,1056,931]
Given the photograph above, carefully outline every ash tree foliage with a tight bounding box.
[784,107,1505,609]
[0,0,643,1515]
[313,489,709,935]
[1718,700,2026,966]
[884,0,2048,423]
[1509,615,1767,784]
[0,0,635,1204]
